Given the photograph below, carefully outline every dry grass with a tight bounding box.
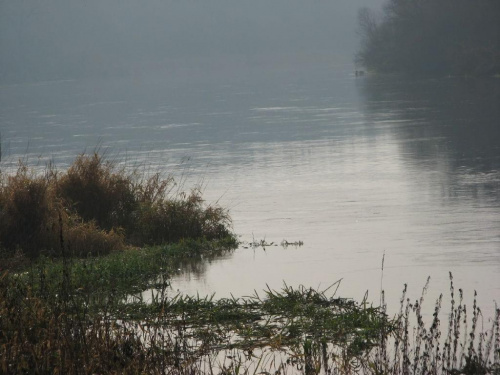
[0,152,234,260]
[132,188,232,245]
[0,164,64,258]
[58,152,136,231]
[369,274,500,375]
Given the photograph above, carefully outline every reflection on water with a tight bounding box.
[1,70,499,317]
[360,76,500,195]
[357,75,500,257]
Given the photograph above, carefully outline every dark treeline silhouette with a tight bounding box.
[356,0,500,76]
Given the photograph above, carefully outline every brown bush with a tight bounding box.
[57,153,136,231]
[131,188,232,246]
[0,152,233,259]
[134,171,175,205]
[0,162,125,258]
[57,153,233,247]
[0,165,61,257]
[64,220,124,257]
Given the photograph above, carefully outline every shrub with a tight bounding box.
[132,188,232,246]
[57,153,136,231]
[0,152,234,259]
[0,163,125,259]
[57,152,233,247]
[0,165,61,257]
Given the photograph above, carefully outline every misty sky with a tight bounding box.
[0,0,385,83]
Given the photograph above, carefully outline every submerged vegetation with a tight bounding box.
[0,259,383,374]
[1,151,499,373]
[356,0,500,76]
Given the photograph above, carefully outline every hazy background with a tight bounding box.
[0,0,385,84]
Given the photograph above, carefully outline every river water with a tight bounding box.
[1,65,499,318]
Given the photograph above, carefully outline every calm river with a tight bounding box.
[1,65,499,317]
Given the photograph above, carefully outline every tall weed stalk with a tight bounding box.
[369,273,500,375]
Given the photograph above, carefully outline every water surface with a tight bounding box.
[1,68,499,317]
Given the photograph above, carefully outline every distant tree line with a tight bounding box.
[356,0,500,76]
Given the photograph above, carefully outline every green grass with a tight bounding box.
[19,237,237,306]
